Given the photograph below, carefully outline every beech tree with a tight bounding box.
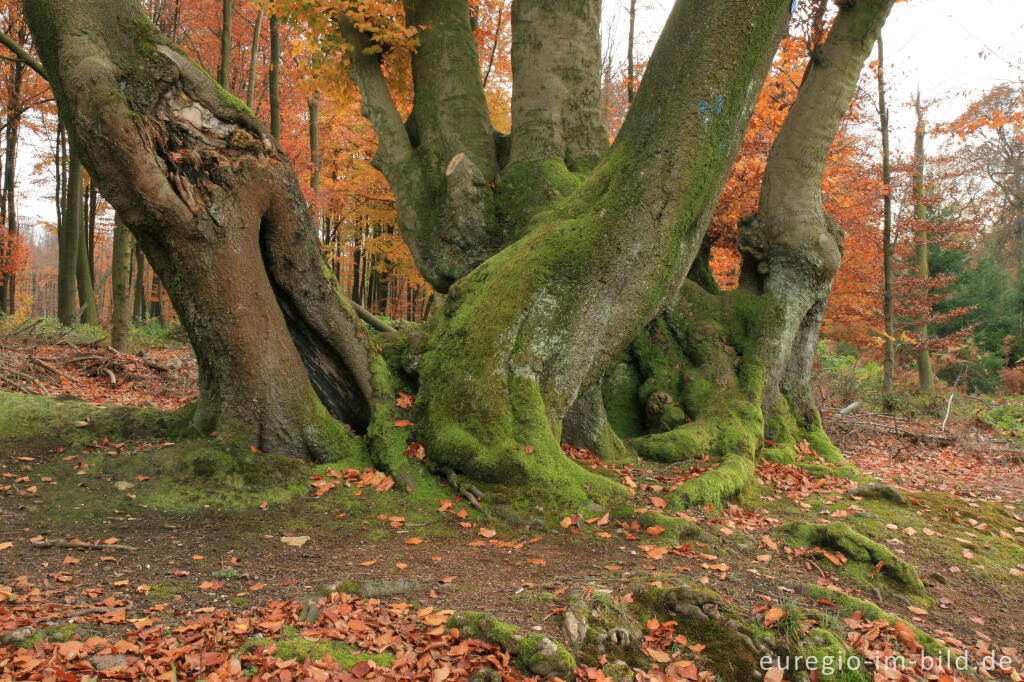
[23,0,892,506]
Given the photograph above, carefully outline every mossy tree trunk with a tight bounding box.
[740,0,895,434]
[25,0,393,461]
[576,0,894,483]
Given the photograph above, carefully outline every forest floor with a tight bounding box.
[1,332,1023,681]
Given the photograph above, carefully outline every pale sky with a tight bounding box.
[18,0,1024,237]
[604,0,1024,141]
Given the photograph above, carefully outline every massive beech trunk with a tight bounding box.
[27,0,893,507]
[25,0,393,462]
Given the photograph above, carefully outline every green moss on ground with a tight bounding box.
[241,626,393,668]
[0,391,180,452]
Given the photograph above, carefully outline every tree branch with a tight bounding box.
[0,29,47,81]
[337,15,412,175]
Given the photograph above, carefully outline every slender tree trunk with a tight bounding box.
[877,37,896,400]
[76,177,98,324]
[481,4,503,90]
[149,276,163,323]
[110,213,133,350]
[86,181,97,282]
[133,244,146,321]
[218,0,233,89]
[912,90,934,394]
[269,13,280,142]
[626,0,637,105]
[245,7,264,109]
[57,144,81,326]
[1,58,25,314]
[309,92,320,195]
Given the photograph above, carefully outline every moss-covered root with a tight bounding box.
[630,401,764,464]
[632,584,772,682]
[786,522,927,596]
[676,454,756,509]
[448,611,575,679]
[799,584,949,660]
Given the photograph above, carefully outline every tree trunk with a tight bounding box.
[877,37,896,400]
[626,0,636,105]
[912,90,934,394]
[412,0,791,493]
[2,62,23,314]
[309,92,320,195]
[26,0,395,463]
[148,276,163,323]
[27,0,893,510]
[245,7,264,109]
[110,213,133,350]
[741,0,895,431]
[218,0,232,90]
[133,244,146,321]
[57,144,81,326]
[76,187,98,325]
[269,13,280,142]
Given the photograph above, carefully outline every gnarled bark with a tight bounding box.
[25,0,380,461]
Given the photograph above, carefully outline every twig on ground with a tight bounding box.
[30,539,138,552]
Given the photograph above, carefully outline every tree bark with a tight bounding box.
[110,214,133,350]
[25,0,389,462]
[877,36,896,400]
[57,145,81,326]
[741,0,895,431]
[508,0,607,169]
[2,55,24,314]
[912,90,934,394]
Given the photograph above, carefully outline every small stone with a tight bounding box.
[0,626,34,644]
[469,669,503,682]
[674,604,708,621]
[585,503,605,515]
[89,654,133,671]
[700,603,721,621]
[280,536,309,547]
[298,598,320,624]
[113,481,134,491]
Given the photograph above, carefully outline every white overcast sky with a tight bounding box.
[18,0,1024,237]
[604,0,1024,145]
